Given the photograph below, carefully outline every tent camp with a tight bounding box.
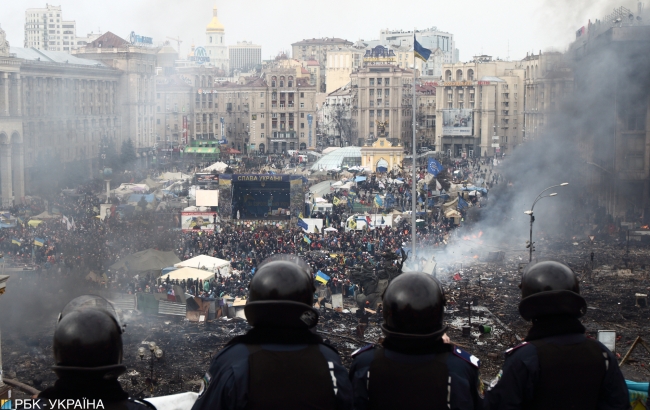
[174,255,231,275]
[161,266,217,282]
[109,249,180,276]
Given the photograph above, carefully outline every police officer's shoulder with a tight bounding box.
[350,343,376,365]
[127,398,157,410]
[351,343,375,358]
[504,341,532,357]
[451,345,481,368]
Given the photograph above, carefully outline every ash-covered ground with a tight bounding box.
[1,240,649,398]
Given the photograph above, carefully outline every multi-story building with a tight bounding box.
[415,84,436,149]
[228,41,261,73]
[154,73,193,150]
[190,70,317,154]
[0,25,123,207]
[325,42,442,94]
[24,4,77,52]
[570,9,650,217]
[350,65,415,147]
[205,6,229,73]
[74,32,101,49]
[434,57,525,157]
[380,27,458,64]
[72,32,158,154]
[521,51,573,141]
[291,37,352,67]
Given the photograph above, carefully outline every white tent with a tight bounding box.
[174,255,231,275]
[160,172,191,181]
[161,266,219,281]
[203,162,228,172]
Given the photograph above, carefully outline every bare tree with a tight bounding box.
[331,104,352,147]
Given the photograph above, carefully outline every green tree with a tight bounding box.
[120,138,137,170]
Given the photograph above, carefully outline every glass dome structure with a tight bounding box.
[310,147,362,171]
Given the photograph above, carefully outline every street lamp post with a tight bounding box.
[138,341,164,391]
[525,183,569,262]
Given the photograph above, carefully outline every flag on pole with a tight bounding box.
[349,219,357,229]
[326,215,330,227]
[304,236,311,244]
[414,36,432,62]
[453,273,461,281]
[374,195,383,207]
[333,197,341,206]
[366,216,372,227]
[314,225,319,233]
[297,218,308,230]
[34,238,45,247]
[12,237,22,245]
[427,158,443,176]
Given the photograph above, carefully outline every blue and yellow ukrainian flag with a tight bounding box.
[12,237,22,245]
[34,237,45,247]
[414,36,432,62]
[304,236,311,244]
[315,271,330,284]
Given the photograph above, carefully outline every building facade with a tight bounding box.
[521,51,573,141]
[72,32,158,154]
[24,4,77,52]
[228,41,261,73]
[350,65,415,147]
[291,38,352,67]
[205,7,229,73]
[190,70,317,154]
[1,26,123,207]
[433,57,525,157]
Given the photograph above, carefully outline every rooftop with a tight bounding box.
[10,47,109,68]
[292,37,353,46]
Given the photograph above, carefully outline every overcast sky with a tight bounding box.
[2,0,633,62]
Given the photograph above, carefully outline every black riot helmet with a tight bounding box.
[52,295,126,379]
[245,255,318,329]
[381,272,447,340]
[518,261,587,321]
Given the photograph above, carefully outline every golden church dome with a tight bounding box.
[206,6,224,33]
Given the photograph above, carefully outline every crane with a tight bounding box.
[166,36,182,55]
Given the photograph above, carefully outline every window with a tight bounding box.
[377,78,382,85]
[157,119,160,124]
[260,92,264,97]
[261,133,264,138]
[300,92,304,98]
[300,113,304,118]
[369,89,374,97]
[301,123,305,128]
[300,103,304,108]
[385,79,390,86]
[369,110,374,117]
[301,132,305,138]
[260,103,264,108]
[370,78,375,86]
[157,106,160,112]
[157,93,160,99]
[261,123,265,129]
[385,110,389,117]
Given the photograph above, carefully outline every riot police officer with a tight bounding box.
[487,261,629,409]
[38,295,155,410]
[191,255,352,410]
[349,272,485,410]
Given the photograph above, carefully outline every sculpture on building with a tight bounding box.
[0,25,10,57]
[375,120,389,138]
